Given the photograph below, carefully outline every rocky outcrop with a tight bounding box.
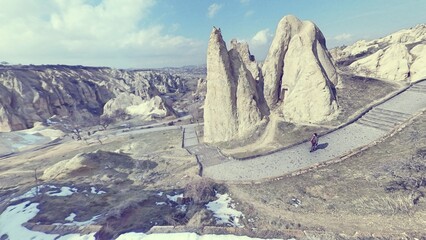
[204,16,340,142]
[103,94,176,119]
[0,65,186,131]
[349,43,412,81]
[333,24,426,82]
[262,15,339,123]
[204,28,266,142]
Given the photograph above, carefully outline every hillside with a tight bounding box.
[0,64,202,132]
[331,24,426,82]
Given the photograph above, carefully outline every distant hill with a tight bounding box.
[0,64,197,132]
[331,24,426,83]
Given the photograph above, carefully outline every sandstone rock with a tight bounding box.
[204,28,265,142]
[0,65,185,132]
[333,24,426,82]
[204,16,341,142]
[350,43,412,81]
[204,27,238,142]
[103,94,176,119]
[262,15,339,123]
[410,44,426,82]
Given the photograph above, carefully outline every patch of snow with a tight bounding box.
[65,215,101,227]
[157,192,164,196]
[46,186,78,197]
[0,201,95,240]
[205,193,244,227]
[155,202,167,206]
[57,233,97,240]
[116,232,282,240]
[10,185,57,201]
[65,213,77,222]
[54,214,101,227]
[166,193,183,202]
[90,187,106,195]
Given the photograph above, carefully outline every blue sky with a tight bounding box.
[1,0,425,68]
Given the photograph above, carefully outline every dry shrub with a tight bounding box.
[353,194,415,215]
[184,177,219,204]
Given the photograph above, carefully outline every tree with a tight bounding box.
[100,115,114,130]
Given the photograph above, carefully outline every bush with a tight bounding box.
[184,177,219,204]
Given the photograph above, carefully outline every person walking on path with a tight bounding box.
[310,133,318,152]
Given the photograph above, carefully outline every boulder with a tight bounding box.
[103,94,176,120]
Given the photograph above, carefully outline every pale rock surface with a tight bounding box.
[410,44,426,82]
[204,27,238,143]
[103,93,175,119]
[262,15,339,123]
[333,24,426,82]
[0,65,184,132]
[204,28,265,142]
[204,16,340,142]
[350,43,412,81]
[229,40,266,137]
[42,150,134,180]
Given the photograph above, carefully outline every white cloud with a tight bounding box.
[207,3,222,18]
[251,28,273,46]
[245,10,254,17]
[333,33,353,41]
[245,28,274,61]
[0,0,203,68]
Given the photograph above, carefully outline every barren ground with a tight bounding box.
[227,111,426,238]
[0,128,201,239]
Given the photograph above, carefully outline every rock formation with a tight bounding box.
[103,94,176,119]
[0,65,185,131]
[332,24,426,82]
[204,28,266,142]
[204,16,340,142]
[262,15,339,123]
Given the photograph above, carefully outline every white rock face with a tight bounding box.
[204,15,340,142]
[350,44,412,81]
[103,94,174,119]
[204,28,265,142]
[262,15,339,123]
[410,44,426,82]
[333,24,426,82]
[0,65,185,132]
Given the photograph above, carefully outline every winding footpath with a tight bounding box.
[184,80,426,182]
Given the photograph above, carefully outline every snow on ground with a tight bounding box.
[166,193,183,202]
[90,186,106,194]
[55,213,101,227]
[206,193,244,227]
[10,185,106,201]
[116,232,282,240]
[0,123,63,156]
[0,200,95,240]
[46,186,78,196]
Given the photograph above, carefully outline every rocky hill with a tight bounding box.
[331,24,426,82]
[0,64,189,132]
[204,15,339,143]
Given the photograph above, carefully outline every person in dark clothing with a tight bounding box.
[310,133,318,152]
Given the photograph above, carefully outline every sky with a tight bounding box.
[1,0,426,68]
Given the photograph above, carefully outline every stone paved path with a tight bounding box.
[183,80,426,182]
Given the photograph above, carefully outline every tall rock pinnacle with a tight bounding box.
[204,28,265,143]
[262,15,339,123]
[204,15,340,143]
